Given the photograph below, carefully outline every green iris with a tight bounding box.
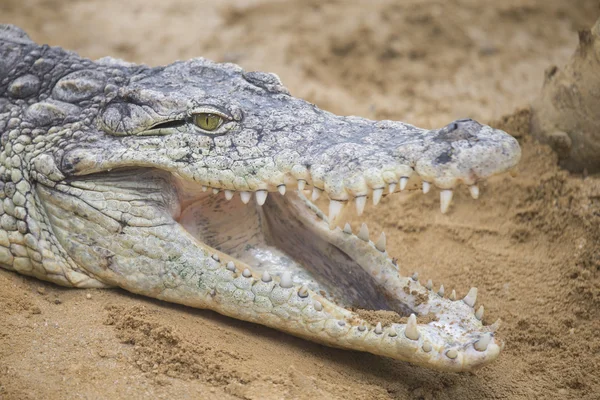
[194,113,223,131]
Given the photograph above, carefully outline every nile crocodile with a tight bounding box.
[0,25,521,372]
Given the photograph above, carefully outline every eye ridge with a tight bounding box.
[193,112,224,132]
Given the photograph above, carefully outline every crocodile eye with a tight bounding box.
[193,113,223,131]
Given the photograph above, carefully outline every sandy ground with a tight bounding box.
[1,0,599,399]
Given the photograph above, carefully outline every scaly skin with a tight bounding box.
[0,25,521,371]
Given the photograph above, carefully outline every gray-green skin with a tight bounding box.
[0,25,521,371]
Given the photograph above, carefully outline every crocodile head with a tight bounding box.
[2,34,520,372]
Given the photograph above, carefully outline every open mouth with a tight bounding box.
[177,174,441,315]
[171,172,501,369]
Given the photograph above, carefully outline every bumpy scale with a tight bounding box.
[0,25,521,371]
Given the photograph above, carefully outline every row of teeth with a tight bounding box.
[202,178,480,216]
[340,220,485,319]
[209,252,491,356]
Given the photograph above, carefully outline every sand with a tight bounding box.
[0,0,599,399]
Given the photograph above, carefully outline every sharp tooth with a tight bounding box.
[278,185,286,195]
[374,322,383,334]
[372,188,383,205]
[438,285,445,297]
[449,289,457,301]
[226,261,236,271]
[411,272,419,281]
[328,200,344,229]
[357,325,366,332]
[400,177,408,191]
[355,196,366,216]
[224,190,234,200]
[469,185,480,199]
[422,341,432,352]
[313,300,323,311]
[475,305,484,320]
[440,189,453,214]
[240,191,251,204]
[298,285,309,298]
[298,179,306,191]
[261,271,272,282]
[426,279,433,290]
[357,223,369,242]
[280,271,293,288]
[343,223,353,234]
[388,329,397,337]
[388,183,397,194]
[212,254,220,262]
[202,185,208,192]
[375,232,386,252]
[242,268,252,278]
[446,349,458,359]
[463,287,478,307]
[405,313,420,340]
[422,181,430,194]
[312,187,321,201]
[256,190,268,206]
[474,333,491,352]
[212,188,220,195]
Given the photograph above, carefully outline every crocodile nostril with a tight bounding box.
[447,122,458,132]
[456,118,474,123]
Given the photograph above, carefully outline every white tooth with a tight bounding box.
[450,289,457,301]
[224,190,234,200]
[298,285,308,298]
[375,232,386,252]
[357,223,369,242]
[242,268,252,278]
[343,223,353,234]
[256,190,268,206]
[226,261,236,271]
[463,287,478,307]
[240,191,251,204]
[280,271,293,288]
[405,313,420,340]
[372,188,383,205]
[261,271,272,282]
[474,333,491,352]
[475,305,484,320]
[411,272,419,281]
[212,188,220,195]
[278,185,286,195]
[469,185,480,199]
[438,285,445,297]
[297,179,306,191]
[312,187,321,201]
[212,254,220,262]
[388,183,397,194]
[357,325,366,332]
[426,279,433,290]
[440,189,453,214]
[328,200,344,229]
[355,196,366,216]
[313,300,323,311]
[422,341,432,352]
[374,322,383,334]
[400,177,408,191]
[422,181,430,194]
[202,185,208,192]
[446,349,458,359]
[388,329,397,337]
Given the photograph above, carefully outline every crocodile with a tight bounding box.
[0,24,520,372]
